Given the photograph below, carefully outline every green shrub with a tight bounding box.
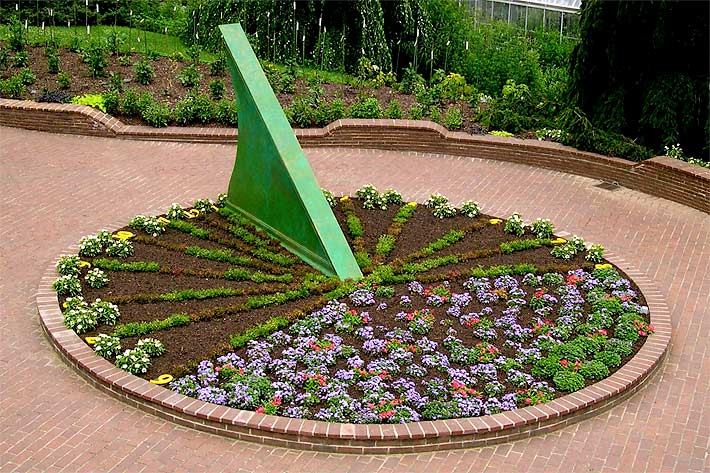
[57,72,71,89]
[479,79,542,133]
[71,94,106,113]
[594,350,622,368]
[443,107,463,130]
[346,214,364,237]
[287,95,317,128]
[0,75,25,98]
[134,59,155,85]
[315,99,345,126]
[605,338,634,357]
[209,54,226,76]
[348,97,382,119]
[177,64,201,88]
[8,18,26,51]
[83,41,108,78]
[385,99,403,119]
[215,99,238,126]
[113,314,190,338]
[103,91,120,115]
[209,79,225,100]
[553,370,585,392]
[579,360,610,380]
[11,50,28,67]
[47,52,60,74]
[399,67,425,94]
[375,234,396,256]
[408,104,425,120]
[16,68,35,85]
[142,101,171,127]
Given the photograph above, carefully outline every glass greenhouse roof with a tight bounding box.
[493,0,581,13]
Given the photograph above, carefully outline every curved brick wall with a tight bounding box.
[38,229,671,453]
[1,98,707,214]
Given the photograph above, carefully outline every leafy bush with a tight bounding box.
[594,350,622,368]
[78,235,103,257]
[135,338,165,357]
[115,348,151,375]
[56,255,81,276]
[399,67,425,94]
[479,80,542,133]
[504,213,525,236]
[11,50,28,67]
[46,52,60,74]
[579,360,610,380]
[134,59,155,85]
[460,201,480,218]
[553,370,585,392]
[177,64,201,88]
[71,94,106,113]
[443,107,463,130]
[209,79,225,100]
[91,299,121,325]
[57,72,71,89]
[83,41,108,77]
[63,306,97,333]
[0,75,25,99]
[85,268,109,288]
[209,54,226,76]
[16,68,35,85]
[142,101,172,127]
[348,97,382,119]
[106,240,133,258]
[424,193,456,218]
[385,99,403,119]
[52,275,81,296]
[530,218,554,239]
[215,99,238,126]
[315,99,345,126]
[94,334,121,358]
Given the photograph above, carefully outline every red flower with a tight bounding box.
[559,359,569,368]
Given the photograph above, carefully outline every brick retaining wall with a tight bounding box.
[2,99,707,213]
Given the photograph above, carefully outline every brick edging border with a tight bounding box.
[1,98,707,214]
[36,227,672,454]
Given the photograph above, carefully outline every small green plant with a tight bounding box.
[11,50,28,67]
[93,259,160,272]
[177,64,201,88]
[56,255,81,276]
[530,218,554,239]
[586,244,605,263]
[384,99,403,119]
[142,101,172,127]
[63,305,97,334]
[113,314,190,338]
[346,214,364,237]
[209,79,225,100]
[594,350,622,368]
[444,107,463,130]
[375,234,396,256]
[553,370,585,392]
[550,242,578,260]
[129,215,166,237]
[52,275,82,296]
[490,130,514,137]
[47,52,60,74]
[215,99,238,125]
[93,334,121,358]
[85,268,109,288]
[57,72,71,89]
[91,299,121,325]
[135,338,166,357]
[504,213,525,236]
[16,68,35,85]
[209,54,226,76]
[106,239,134,258]
[115,348,151,375]
[84,41,108,77]
[382,189,403,205]
[134,59,155,85]
[108,72,123,92]
[78,235,103,257]
[459,201,481,218]
[71,94,106,113]
[425,194,456,218]
[579,360,609,380]
[348,97,382,119]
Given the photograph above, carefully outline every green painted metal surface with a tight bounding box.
[219,23,362,280]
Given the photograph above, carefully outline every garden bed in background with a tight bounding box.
[51,187,655,424]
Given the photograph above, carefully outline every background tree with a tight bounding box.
[569,0,709,158]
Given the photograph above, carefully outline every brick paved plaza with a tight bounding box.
[1,126,708,472]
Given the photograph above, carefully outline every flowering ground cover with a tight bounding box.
[53,187,653,423]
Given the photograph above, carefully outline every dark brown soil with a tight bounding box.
[60,199,648,383]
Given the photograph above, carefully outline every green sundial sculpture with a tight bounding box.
[219,23,362,280]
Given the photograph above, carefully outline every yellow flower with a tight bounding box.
[157,217,170,225]
[489,218,502,224]
[85,336,97,345]
[78,261,92,268]
[595,263,612,270]
[340,196,350,202]
[551,237,567,245]
[149,374,174,385]
[112,231,135,241]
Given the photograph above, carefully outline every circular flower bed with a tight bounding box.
[51,186,654,424]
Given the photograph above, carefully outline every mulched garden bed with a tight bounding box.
[2,44,483,132]
[52,187,654,424]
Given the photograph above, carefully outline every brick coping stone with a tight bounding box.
[1,98,707,214]
[37,221,672,454]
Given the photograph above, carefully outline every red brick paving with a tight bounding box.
[1,127,708,472]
